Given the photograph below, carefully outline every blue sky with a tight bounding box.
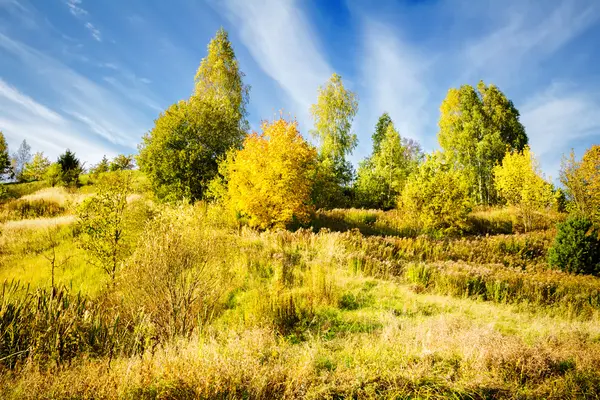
[0,0,599,179]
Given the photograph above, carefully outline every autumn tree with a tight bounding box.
[560,145,600,224]
[355,123,421,209]
[22,152,51,181]
[77,171,133,281]
[401,153,472,234]
[493,146,553,231]
[309,73,358,208]
[372,112,393,154]
[438,81,527,205]
[138,28,249,201]
[217,118,317,229]
[0,131,11,178]
[45,163,62,187]
[12,139,31,182]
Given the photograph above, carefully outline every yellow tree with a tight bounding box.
[494,146,553,231]
[220,118,317,229]
[561,145,600,223]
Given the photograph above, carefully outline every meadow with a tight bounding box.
[1,173,599,400]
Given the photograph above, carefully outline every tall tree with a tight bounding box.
[372,112,393,154]
[12,139,31,182]
[0,131,11,178]
[355,123,421,209]
[561,145,600,224]
[138,28,249,201]
[438,81,527,205]
[309,73,358,208]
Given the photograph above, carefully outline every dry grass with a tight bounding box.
[1,215,75,231]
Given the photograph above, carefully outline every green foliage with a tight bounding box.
[548,217,600,276]
[494,146,553,232]
[77,172,134,280]
[310,73,358,205]
[90,155,110,176]
[57,149,83,186]
[400,153,472,233]
[138,28,249,202]
[372,112,393,154]
[109,154,134,171]
[0,131,11,177]
[438,81,527,205]
[21,152,51,182]
[44,163,62,187]
[355,123,421,209]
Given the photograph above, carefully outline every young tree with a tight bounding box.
[45,163,62,187]
[57,149,83,186]
[91,155,110,176]
[22,152,51,181]
[217,118,317,229]
[0,131,11,178]
[12,139,31,182]
[493,146,553,232]
[401,153,472,233]
[310,73,358,198]
[355,124,420,209]
[561,145,600,224]
[372,112,393,154]
[138,28,249,201]
[77,172,133,281]
[438,81,527,205]
[109,154,135,171]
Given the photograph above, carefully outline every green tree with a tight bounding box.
[438,81,527,205]
[138,28,249,201]
[355,124,420,209]
[493,146,553,232]
[57,149,83,186]
[45,163,62,187]
[548,216,600,276]
[309,73,358,207]
[77,172,133,281]
[109,154,134,171]
[0,131,11,178]
[372,112,393,154]
[12,139,31,182]
[91,155,110,176]
[22,152,51,181]
[401,153,472,234]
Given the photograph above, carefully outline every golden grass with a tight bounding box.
[1,215,75,231]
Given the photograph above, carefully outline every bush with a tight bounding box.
[548,217,600,276]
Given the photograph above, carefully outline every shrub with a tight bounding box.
[548,217,600,276]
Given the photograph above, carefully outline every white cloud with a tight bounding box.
[0,32,152,162]
[521,83,600,177]
[217,0,332,119]
[0,78,115,161]
[65,0,87,17]
[359,20,431,148]
[85,22,101,42]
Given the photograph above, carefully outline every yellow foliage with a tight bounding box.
[222,118,317,229]
[494,146,553,231]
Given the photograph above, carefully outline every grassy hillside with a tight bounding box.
[1,175,599,399]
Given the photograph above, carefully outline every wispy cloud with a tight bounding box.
[65,0,87,17]
[84,22,101,41]
[359,20,431,149]
[0,32,152,161]
[217,0,332,118]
